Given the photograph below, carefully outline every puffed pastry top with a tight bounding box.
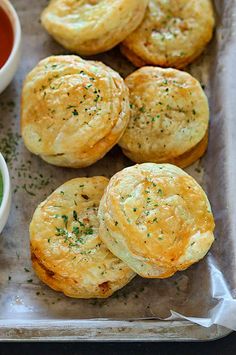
[30,177,136,298]
[121,0,215,68]
[21,55,130,168]
[98,163,215,278]
[41,0,149,55]
[119,67,209,168]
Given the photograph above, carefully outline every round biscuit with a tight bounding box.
[30,177,136,298]
[98,163,215,278]
[41,0,148,55]
[21,55,130,168]
[121,0,215,68]
[119,67,209,168]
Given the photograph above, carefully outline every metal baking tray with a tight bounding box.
[0,0,235,341]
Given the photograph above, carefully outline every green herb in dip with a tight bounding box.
[0,172,3,206]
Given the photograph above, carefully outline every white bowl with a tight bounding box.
[0,0,21,94]
[0,154,11,234]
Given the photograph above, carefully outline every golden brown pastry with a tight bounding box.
[30,177,136,298]
[119,67,209,168]
[121,0,215,69]
[21,55,130,168]
[98,163,215,278]
[41,0,149,55]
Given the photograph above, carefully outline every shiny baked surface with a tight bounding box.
[121,0,215,68]
[98,163,215,278]
[30,177,136,298]
[21,55,130,168]
[41,0,148,55]
[119,67,209,168]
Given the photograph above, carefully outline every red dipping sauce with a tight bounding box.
[0,6,14,69]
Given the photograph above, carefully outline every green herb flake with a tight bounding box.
[72,226,80,237]
[139,106,145,113]
[55,227,68,237]
[78,220,85,227]
[72,109,78,116]
[61,215,68,227]
[73,210,78,221]
[84,227,93,235]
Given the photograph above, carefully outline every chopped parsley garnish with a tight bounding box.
[73,210,78,221]
[84,227,93,235]
[55,227,68,237]
[94,95,100,102]
[139,106,145,113]
[78,220,85,227]
[72,109,78,116]
[61,215,68,227]
[72,226,80,237]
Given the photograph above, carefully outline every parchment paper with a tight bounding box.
[0,0,236,334]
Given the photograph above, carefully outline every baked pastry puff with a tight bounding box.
[30,177,136,298]
[41,0,149,55]
[121,0,215,69]
[119,67,209,168]
[21,55,130,168]
[98,163,215,278]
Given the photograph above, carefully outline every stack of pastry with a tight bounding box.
[30,164,215,298]
[23,0,216,298]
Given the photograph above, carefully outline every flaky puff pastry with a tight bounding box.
[119,67,209,168]
[21,55,130,168]
[98,163,215,278]
[41,0,148,55]
[30,177,136,299]
[121,0,215,69]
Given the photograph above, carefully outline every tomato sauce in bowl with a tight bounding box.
[0,6,14,69]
